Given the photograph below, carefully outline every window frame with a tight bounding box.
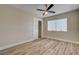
[47,18,67,32]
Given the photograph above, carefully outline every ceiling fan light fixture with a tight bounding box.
[37,4,55,16]
[45,11,48,15]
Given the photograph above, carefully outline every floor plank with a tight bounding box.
[0,38,79,55]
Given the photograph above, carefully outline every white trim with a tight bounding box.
[43,36,79,44]
[0,38,36,51]
[1,37,79,51]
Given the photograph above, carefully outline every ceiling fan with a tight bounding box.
[37,4,55,16]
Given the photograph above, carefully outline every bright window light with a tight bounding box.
[47,18,67,32]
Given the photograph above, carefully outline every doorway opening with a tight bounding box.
[38,21,42,38]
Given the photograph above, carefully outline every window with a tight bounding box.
[47,18,67,32]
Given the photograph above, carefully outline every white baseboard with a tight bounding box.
[0,37,79,51]
[43,36,79,44]
[0,38,36,51]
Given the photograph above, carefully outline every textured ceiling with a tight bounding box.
[10,4,79,18]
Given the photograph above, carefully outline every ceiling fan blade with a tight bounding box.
[48,11,55,13]
[46,4,54,11]
[37,9,45,11]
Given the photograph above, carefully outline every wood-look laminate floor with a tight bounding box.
[0,38,79,55]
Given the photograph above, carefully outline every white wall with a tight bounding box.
[0,5,42,50]
[33,17,43,39]
[43,10,79,42]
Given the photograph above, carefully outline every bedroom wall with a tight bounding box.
[0,5,41,50]
[43,10,79,42]
[32,17,42,39]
